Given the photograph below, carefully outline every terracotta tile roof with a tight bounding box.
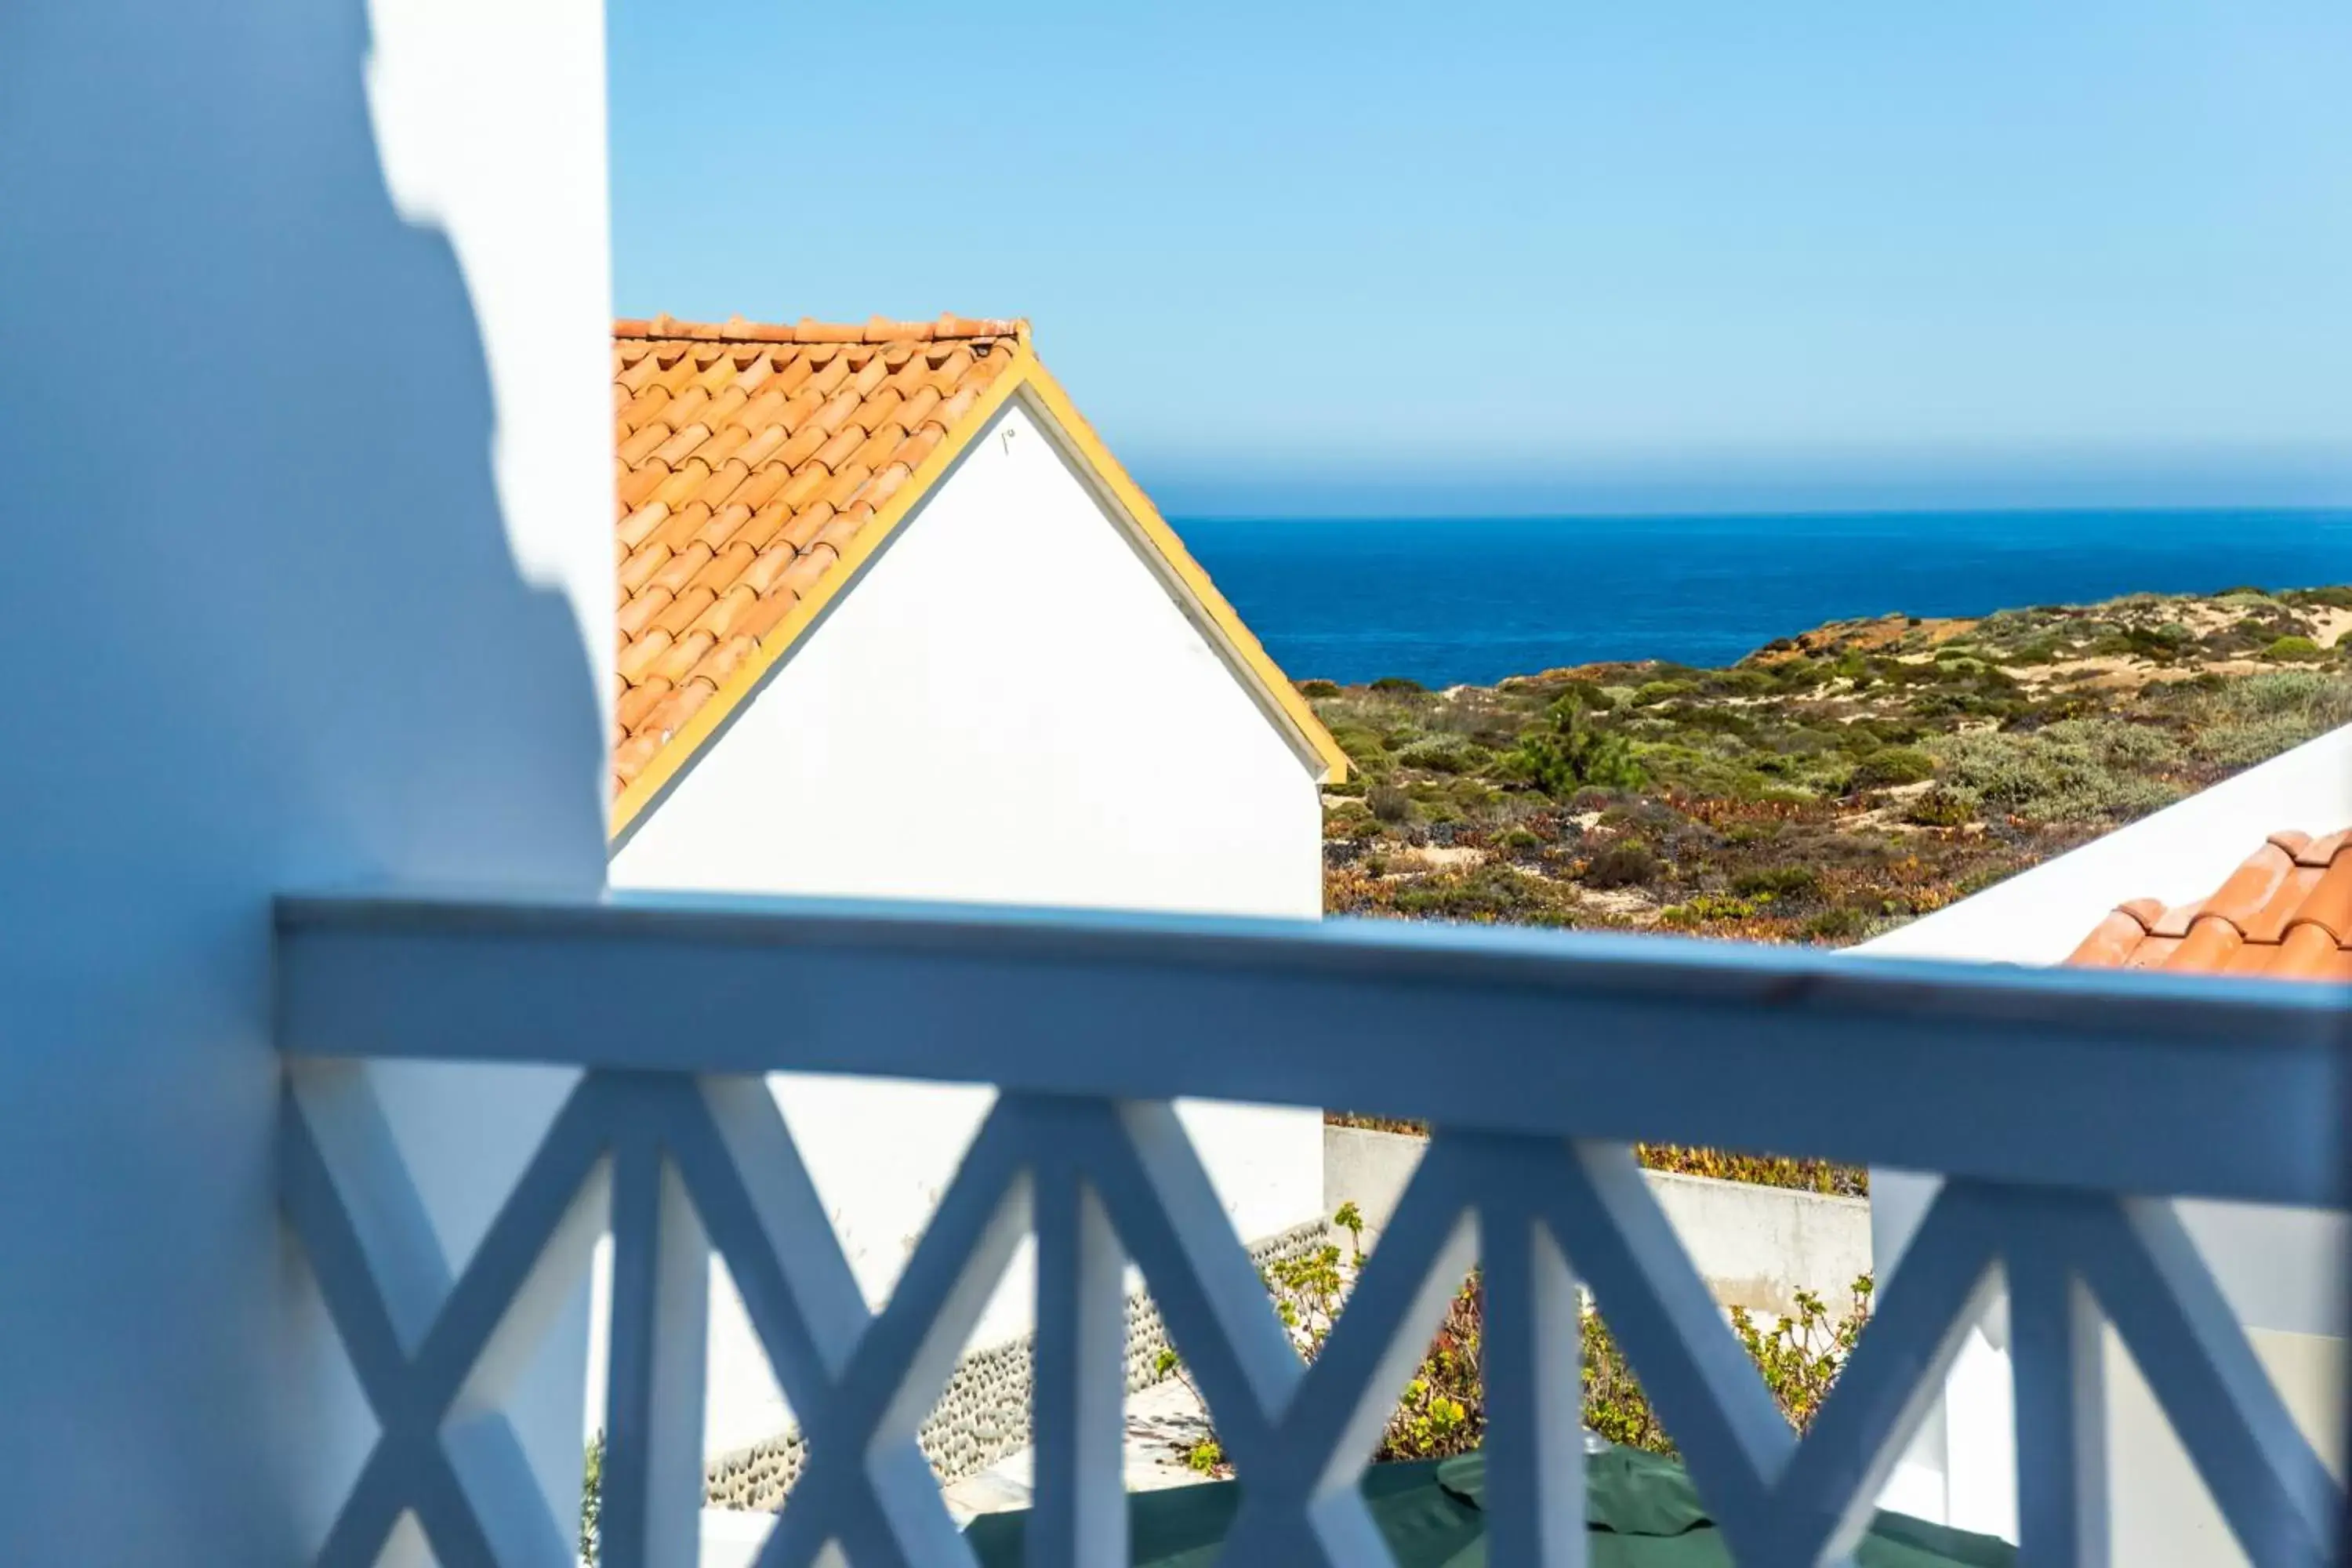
[610,314,1026,800]
[2065,829,2352,982]
[606,313,1351,833]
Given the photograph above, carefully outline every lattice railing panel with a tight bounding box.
[274,890,2351,1566]
[285,1067,2339,1568]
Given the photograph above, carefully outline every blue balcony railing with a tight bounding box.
[275,890,2347,1567]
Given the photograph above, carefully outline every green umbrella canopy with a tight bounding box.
[963,1444,2016,1567]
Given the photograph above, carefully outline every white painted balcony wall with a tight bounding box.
[0,0,616,1557]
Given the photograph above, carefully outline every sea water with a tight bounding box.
[1176,509,2352,689]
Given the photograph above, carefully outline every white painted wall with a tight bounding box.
[0,1,614,1559]
[1326,1124,1873,1321]
[1858,724,2352,1544]
[610,394,1327,1457]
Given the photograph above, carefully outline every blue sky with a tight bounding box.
[608,1,2350,515]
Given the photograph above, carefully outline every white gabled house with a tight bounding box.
[594,314,1352,1461]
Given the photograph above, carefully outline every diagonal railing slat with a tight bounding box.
[274,890,2351,1567]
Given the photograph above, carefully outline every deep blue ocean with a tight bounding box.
[1175,508,2352,689]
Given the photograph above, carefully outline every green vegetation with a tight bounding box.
[1316,586,2352,951]
[1162,1209,1875,1472]
[582,1431,604,1563]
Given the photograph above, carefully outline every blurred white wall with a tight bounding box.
[0,0,614,1557]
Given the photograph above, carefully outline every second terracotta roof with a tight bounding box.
[2065,829,2352,982]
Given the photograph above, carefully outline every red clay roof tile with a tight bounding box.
[2067,826,2352,985]
[608,316,1029,798]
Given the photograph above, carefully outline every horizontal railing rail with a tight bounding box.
[274,888,2350,1568]
[279,887,2347,1207]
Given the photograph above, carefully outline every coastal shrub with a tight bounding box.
[1929,719,2185,825]
[1367,781,1414,823]
[1370,676,1425,695]
[1584,840,1658,889]
[1801,906,1869,942]
[1394,866,1577,927]
[1592,1279,1874,1454]
[1324,723,1391,766]
[2263,635,2325,662]
[2090,622,2193,662]
[1659,893,1764,927]
[1497,826,1544,854]
[1733,1280,1875,1432]
[2285,585,2352,609]
[1548,677,1618,713]
[1704,667,1776,697]
[582,1432,604,1563]
[1636,1143,1868,1196]
[1769,659,1835,691]
[2005,636,2070,665]
[1396,735,1488,774]
[1583,1309,1670,1454]
[1733,865,1820,899]
[1664,705,1761,738]
[1450,779,1500,812]
[1904,785,1980,827]
[1164,1213,1874,1475]
[2208,669,2343,716]
[1298,678,1341,698]
[2192,715,2333,769]
[1846,746,1936,789]
[1632,679,1695,707]
[1508,699,1647,796]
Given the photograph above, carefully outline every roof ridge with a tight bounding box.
[613,313,1029,347]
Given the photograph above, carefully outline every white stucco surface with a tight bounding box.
[1325,1124,1873,1320]
[0,1,614,1558]
[1858,724,2352,1544]
[608,394,1327,1457]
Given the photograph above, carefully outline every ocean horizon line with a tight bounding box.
[1174,506,2352,688]
[1165,502,2352,527]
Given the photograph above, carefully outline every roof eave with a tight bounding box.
[1009,358,1352,787]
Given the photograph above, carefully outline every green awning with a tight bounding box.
[964,1444,2016,1567]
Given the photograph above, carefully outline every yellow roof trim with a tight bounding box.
[609,342,1348,839]
[1011,358,1351,786]
[608,344,1031,836]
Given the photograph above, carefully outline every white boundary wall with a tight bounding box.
[608,397,1327,1457]
[1859,723,2352,1550]
[1325,1124,1872,1320]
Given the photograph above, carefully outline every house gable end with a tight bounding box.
[609,394,1325,916]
